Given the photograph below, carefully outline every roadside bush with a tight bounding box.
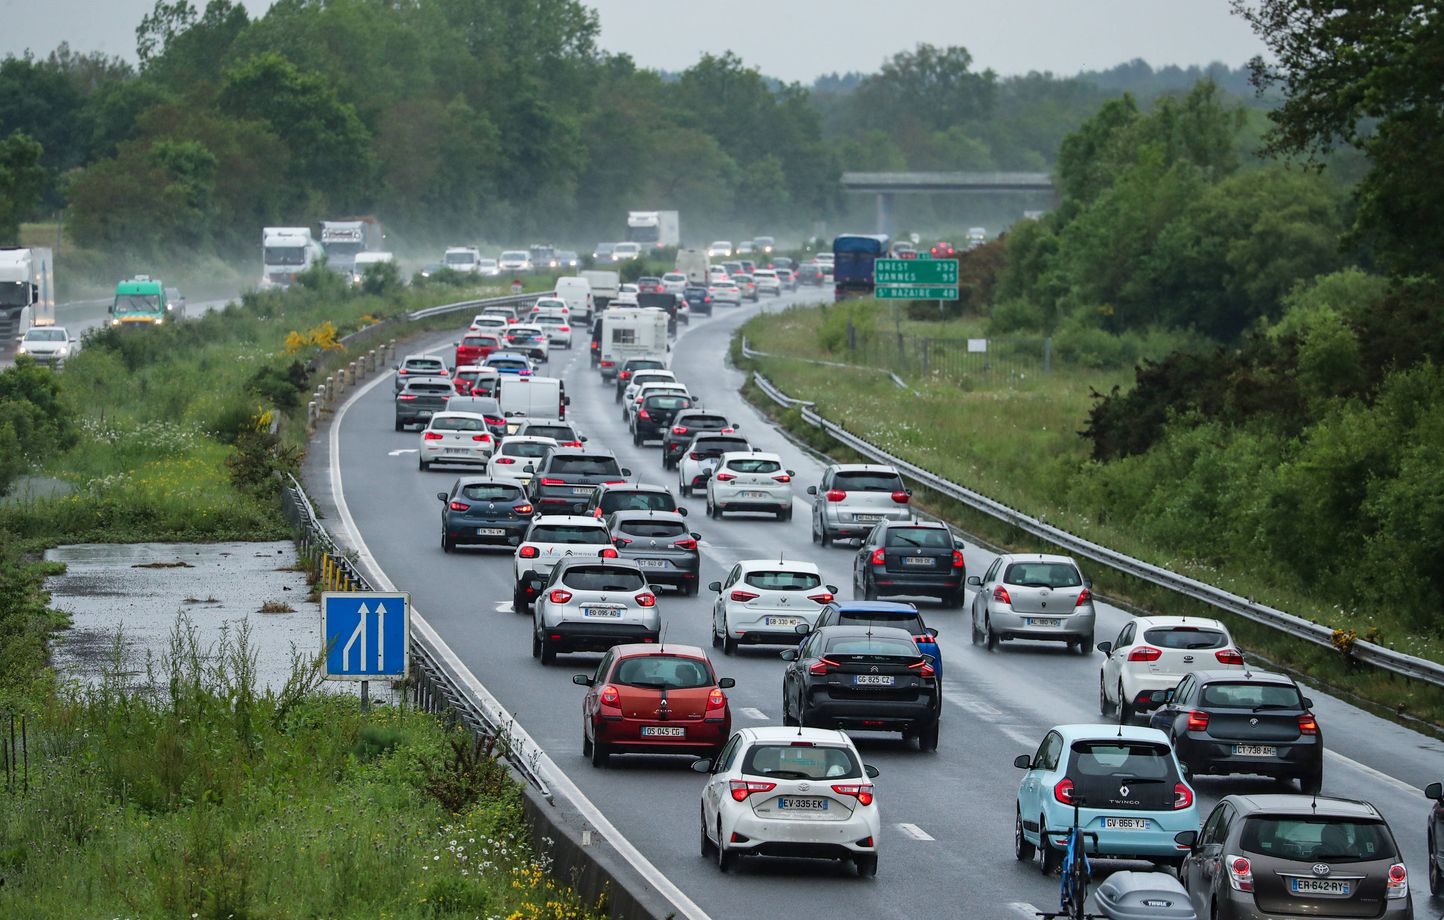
[987,297,1048,334]
[361,259,402,296]
[0,357,76,494]
[818,302,879,354]
[245,362,308,410]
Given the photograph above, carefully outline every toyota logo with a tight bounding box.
[1312,864,1331,877]
[797,782,811,792]
[1119,785,1130,797]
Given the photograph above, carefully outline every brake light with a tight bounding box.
[638,409,650,420]
[448,501,470,512]
[472,434,491,442]
[729,779,776,802]
[808,657,839,675]
[513,504,532,515]
[807,592,834,604]
[1173,782,1193,809]
[674,538,698,550]
[1386,863,1408,899]
[1075,587,1091,606]
[689,452,701,460]
[1128,646,1163,662]
[398,368,409,375]
[424,431,444,440]
[397,394,417,400]
[601,360,614,368]
[1215,648,1244,665]
[671,426,689,435]
[495,457,516,464]
[993,585,1012,605]
[825,489,846,502]
[619,371,632,380]
[1053,778,1074,804]
[1186,710,1210,732]
[907,659,936,678]
[715,472,736,482]
[706,687,727,711]
[1297,714,1318,735]
[633,591,655,607]
[951,550,965,569]
[601,547,619,558]
[772,473,791,483]
[559,326,570,332]
[549,589,573,604]
[518,545,539,558]
[540,478,565,486]
[485,416,506,427]
[730,590,758,602]
[890,490,910,504]
[1225,855,1253,892]
[831,783,874,806]
[599,684,620,707]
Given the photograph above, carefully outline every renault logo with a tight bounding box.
[1119,785,1130,797]
[1312,864,1331,877]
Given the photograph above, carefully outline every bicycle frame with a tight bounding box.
[1036,796,1103,920]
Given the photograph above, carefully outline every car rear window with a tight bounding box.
[742,744,860,781]
[429,416,485,431]
[1143,626,1228,650]
[408,383,453,395]
[460,483,522,502]
[694,438,749,454]
[1240,817,1397,864]
[624,360,666,371]
[612,654,711,689]
[528,525,609,544]
[646,396,692,410]
[489,358,527,368]
[823,635,917,657]
[743,570,820,591]
[405,359,444,371]
[884,528,952,548]
[560,566,646,592]
[678,415,728,429]
[724,458,780,474]
[502,440,552,457]
[550,456,621,476]
[1200,682,1303,709]
[523,425,575,441]
[462,336,490,346]
[1003,562,1082,588]
[535,315,566,325]
[836,612,926,634]
[603,492,675,513]
[1068,740,1172,780]
[617,520,687,538]
[832,471,904,491]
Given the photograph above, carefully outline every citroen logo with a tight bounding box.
[1119,785,1130,797]
[870,666,879,673]
[1312,864,1331,877]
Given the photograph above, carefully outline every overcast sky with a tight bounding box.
[1,0,1265,81]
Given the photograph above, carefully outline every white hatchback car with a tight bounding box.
[469,314,509,334]
[709,559,834,654]
[621,369,678,406]
[533,312,573,348]
[705,451,794,520]
[418,412,495,471]
[707,241,734,258]
[487,435,558,485]
[1098,616,1245,722]
[661,272,688,295]
[751,269,782,296]
[677,433,752,497]
[503,323,550,361]
[512,515,617,613]
[695,727,881,876]
[709,280,741,306]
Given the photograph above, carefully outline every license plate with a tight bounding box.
[582,607,622,618]
[1103,817,1150,830]
[637,559,668,568]
[777,797,829,811]
[903,556,936,567]
[854,675,895,686]
[741,491,768,499]
[764,616,800,627]
[1025,617,1061,627]
[418,410,433,417]
[571,486,594,495]
[1290,878,1350,896]
[854,514,883,522]
[444,448,470,454]
[1232,744,1278,757]
[640,726,685,737]
[477,528,506,536]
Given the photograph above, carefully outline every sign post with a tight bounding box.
[873,258,959,301]
[322,591,410,711]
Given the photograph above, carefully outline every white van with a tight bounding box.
[497,374,569,424]
[444,246,482,273]
[579,269,620,311]
[350,251,395,284]
[553,276,594,320]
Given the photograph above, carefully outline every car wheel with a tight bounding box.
[723,633,737,656]
[699,808,713,857]
[711,620,722,648]
[531,630,541,660]
[419,457,429,471]
[441,531,455,553]
[709,500,721,520]
[1039,817,1059,875]
[715,823,735,872]
[1299,764,1323,795]
[862,577,878,601]
[776,506,791,521]
[513,586,530,614]
[943,588,965,609]
[985,618,999,651]
[1014,809,1036,861]
[916,720,939,752]
[1118,683,1134,724]
[540,637,556,665]
[394,419,403,431]
[1429,833,1440,895]
[854,854,878,878]
[632,430,641,446]
[589,737,608,767]
[820,527,832,548]
[582,730,593,758]
[971,609,983,645]
[679,482,691,498]
[782,695,798,726]
[1099,676,1115,716]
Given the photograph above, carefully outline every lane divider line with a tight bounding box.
[896,823,935,841]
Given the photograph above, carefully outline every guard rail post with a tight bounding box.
[306,400,317,434]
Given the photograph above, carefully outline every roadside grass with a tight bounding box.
[0,620,604,920]
[737,307,1444,728]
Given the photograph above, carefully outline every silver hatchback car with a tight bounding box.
[808,464,913,545]
[968,553,1096,653]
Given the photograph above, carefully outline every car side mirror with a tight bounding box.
[779,649,798,662]
[1014,754,1032,770]
[1174,830,1198,849]
[392,364,398,370]
[928,628,939,638]
[579,435,588,442]
[436,492,448,502]
[717,677,735,689]
[1085,578,1093,589]
[612,538,627,548]
[1148,689,1170,704]
[806,486,817,496]
[690,532,701,540]
[825,584,838,594]
[564,396,572,406]
[786,470,795,478]
[1096,641,1112,655]
[1426,782,1443,801]
[571,674,592,687]
[794,623,811,636]
[524,463,535,472]
[864,764,880,779]
[701,469,713,479]
[708,581,722,593]
[690,758,714,774]
[1303,697,1313,709]
[678,507,689,517]
[966,576,981,586]
[621,468,632,477]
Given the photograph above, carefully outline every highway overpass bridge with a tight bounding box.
[840,171,1056,235]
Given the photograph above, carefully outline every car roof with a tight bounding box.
[742,726,853,746]
[609,509,687,524]
[554,555,639,572]
[998,553,1078,566]
[1051,724,1171,745]
[599,482,669,494]
[402,354,444,363]
[530,514,608,527]
[879,519,948,530]
[402,375,451,387]
[831,464,901,474]
[543,446,611,458]
[500,435,558,445]
[454,476,524,488]
[831,601,921,615]
[609,643,710,660]
[429,411,487,421]
[1190,669,1294,686]
[736,558,819,573]
[721,450,779,461]
[1222,794,1383,819]
[518,419,574,430]
[1129,615,1228,631]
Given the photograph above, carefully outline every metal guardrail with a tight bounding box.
[741,336,908,389]
[749,371,1444,689]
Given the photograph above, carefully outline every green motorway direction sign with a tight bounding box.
[875,258,958,299]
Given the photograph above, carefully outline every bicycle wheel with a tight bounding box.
[1068,844,1089,920]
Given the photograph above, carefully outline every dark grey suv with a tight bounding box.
[526,447,631,515]
[395,376,455,431]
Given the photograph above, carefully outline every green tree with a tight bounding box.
[0,132,46,245]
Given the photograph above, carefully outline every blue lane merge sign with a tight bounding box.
[322,591,409,680]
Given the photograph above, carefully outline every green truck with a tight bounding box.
[109,275,168,326]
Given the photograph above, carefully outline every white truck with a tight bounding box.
[598,307,670,381]
[497,374,569,422]
[676,248,709,285]
[261,227,325,289]
[443,246,483,274]
[579,269,620,312]
[0,247,55,344]
[320,218,384,275]
[626,210,680,249]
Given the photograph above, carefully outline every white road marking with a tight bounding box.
[495,602,514,614]
[388,448,418,456]
[739,707,769,720]
[1325,749,1425,797]
[896,822,934,841]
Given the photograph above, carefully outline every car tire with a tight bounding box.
[441,532,455,553]
[539,637,556,665]
[810,520,820,544]
[1429,832,1441,895]
[1099,676,1115,716]
[685,579,700,597]
[1299,764,1323,795]
[1014,809,1036,861]
[971,611,983,645]
[589,737,608,768]
[985,619,999,651]
[709,500,721,520]
[531,630,541,660]
[782,694,798,726]
[1039,817,1059,875]
[679,482,691,498]
[632,430,641,446]
[776,506,791,522]
[513,586,530,614]
[916,721,940,752]
[723,633,737,656]
[711,622,722,648]
[1118,683,1134,724]
[943,589,965,609]
[699,809,713,857]
[1072,635,1091,656]
[394,420,404,432]
[820,527,832,548]
[854,854,878,878]
[715,828,735,872]
[582,730,592,758]
[419,457,429,471]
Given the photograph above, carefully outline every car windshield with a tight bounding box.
[429,416,484,431]
[264,246,305,265]
[560,566,646,592]
[625,361,665,372]
[550,456,621,476]
[522,426,575,441]
[833,471,904,492]
[604,492,674,512]
[1143,626,1228,650]
[405,359,445,372]
[677,416,727,430]
[742,744,860,781]
[501,251,527,261]
[25,329,67,341]
[1240,816,1397,863]
[1200,682,1304,709]
[114,294,161,314]
[528,525,609,544]
[459,484,521,502]
[617,520,686,538]
[445,252,474,265]
[1004,562,1082,588]
[823,636,917,656]
[884,528,952,548]
[1068,740,1172,780]
[743,570,820,591]
[612,655,711,690]
[724,458,780,474]
[503,441,552,457]
[836,612,926,634]
[461,337,490,347]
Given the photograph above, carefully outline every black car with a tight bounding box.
[436,478,534,551]
[681,283,713,317]
[853,521,966,607]
[615,357,668,399]
[606,510,702,594]
[1147,669,1323,792]
[678,433,752,496]
[633,392,695,445]
[589,318,604,367]
[582,482,684,520]
[395,376,455,431]
[1427,781,1444,896]
[779,625,941,751]
[527,447,631,514]
[796,262,824,286]
[661,411,734,470]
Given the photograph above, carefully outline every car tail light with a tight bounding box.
[424,431,444,440]
[397,394,417,401]
[1225,855,1253,892]
[1386,863,1408,899]
[951,550,965,569]
[638,409,651,420]
[1215,648,1244,665]
[671,425,689,435]
[447,501,470,512]
[1128,646,1163,662]
[1297,714,1318,735]
[472,434,491,442]
[772,473,791,483]
[807,592,834,604]
[706,687,726,711]
[907,660,936,678]
[518,545,539,558]
[867,548,886,566]
[674,538,698,550]
[540,478,565,486]
[993,585,1012,605]
[890,490,910,504]
[495,457,516,465]
[1186,710,1210,731]
[634,591,655,607]
[564,441,584,448]
[601,547,619,558]
[729,779,776,802]
[559,326,569,332]
[549,589,572,604]
[1053,778,1074,805]
[1173,782,1193,809]
[599,684,620,707]
[619,371,632,380]
[808,657,839,675]
[715,472,736,482]
[485,416,506,427]
[601,360,614,368]
[398,368,409,375]
[730,590,758,602]
[513,504,532,515]
[825,489,846,502]
[831,783,874,806]
[689,452,701,460]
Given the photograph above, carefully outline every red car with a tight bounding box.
[454,332,500,368]
[636,276,665,294]
[573,643,734,766]
[930,241,956,258]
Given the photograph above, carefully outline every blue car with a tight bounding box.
[484,351,533,376]
[806,601,942,675]
[1013,724,1199,870]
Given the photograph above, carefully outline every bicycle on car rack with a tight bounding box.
[1036,797,1103,920]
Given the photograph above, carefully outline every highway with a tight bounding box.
[318,291,1444,917]
[0,294,233,368]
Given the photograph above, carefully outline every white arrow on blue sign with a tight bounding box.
[322,591,409,680]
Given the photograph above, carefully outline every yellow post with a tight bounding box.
[322,555,333,592]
